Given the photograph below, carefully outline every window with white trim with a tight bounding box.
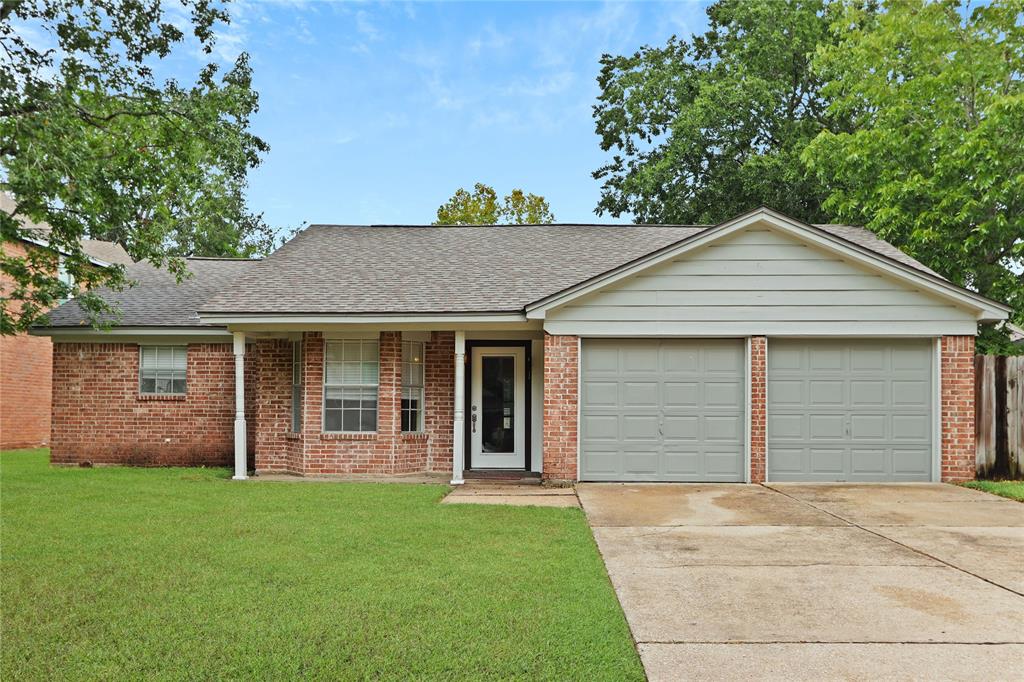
[139,346,187,395]
[291,340,303,432]
[323,339,378,432]
[401,340,425,432]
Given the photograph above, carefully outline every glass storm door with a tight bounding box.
[470,347,526,469]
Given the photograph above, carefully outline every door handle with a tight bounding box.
[471,413,477,433]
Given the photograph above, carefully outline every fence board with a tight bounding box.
[976,354,1023,479]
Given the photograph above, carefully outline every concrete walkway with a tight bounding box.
[442,481,580,507]
[577,483,1024,682]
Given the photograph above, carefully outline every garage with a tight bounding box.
[767,339,934,482]
[580,338,745,482]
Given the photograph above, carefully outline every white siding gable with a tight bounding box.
[543,226,978,337]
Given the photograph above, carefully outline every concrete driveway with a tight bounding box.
[577,483,1024,681]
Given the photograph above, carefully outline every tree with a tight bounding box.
[434,183,554,225]
[593,0,848,225]
[802,0,1023,352]
[0,0,271,334]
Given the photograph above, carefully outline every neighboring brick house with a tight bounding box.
[33,208,1010,483]
[0,196,131,449]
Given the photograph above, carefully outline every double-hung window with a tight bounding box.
[401,340,425,432]
[323,339,378,432]
[291,341,303,432]
[140,346,187,395]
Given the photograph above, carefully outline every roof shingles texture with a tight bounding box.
[44,258,260,328]
[200,223,940,315]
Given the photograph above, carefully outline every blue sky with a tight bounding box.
[165,1,713,231]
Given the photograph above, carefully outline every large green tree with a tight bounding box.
[1,0,271,334]
[803,0,1023,352]
[593,0,846,225]
[434,183,555,225]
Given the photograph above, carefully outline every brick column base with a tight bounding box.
[542,333,579,483]
[941,335,976,482]
[749,336,767,483]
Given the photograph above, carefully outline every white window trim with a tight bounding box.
[402,339,426,433]
[139,345,187,396]
[322,338,379,434]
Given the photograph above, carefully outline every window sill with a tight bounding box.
[320,432,377,441]
[138,394,187,402]
[401,432,428,441]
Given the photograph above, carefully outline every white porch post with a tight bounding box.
[451,331,466,485]
[232,331,247,480]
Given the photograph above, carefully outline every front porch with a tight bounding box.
[230,329,578,484]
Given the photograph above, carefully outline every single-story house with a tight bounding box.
[33,207,1010,483]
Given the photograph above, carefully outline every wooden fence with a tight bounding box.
[975,355,1023,479]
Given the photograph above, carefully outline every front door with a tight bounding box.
[470,346,527,469]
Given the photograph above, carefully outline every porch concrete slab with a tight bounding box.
[866,526,1024,594]
[254,472,448,484]
[639,643,1024,682]
[592,525,940,568]
[609,564,1024,643]
[769,484,1024,527]
[440,493,579,508]
[577,483,841,527]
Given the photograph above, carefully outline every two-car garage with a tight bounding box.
[579,338,935,483]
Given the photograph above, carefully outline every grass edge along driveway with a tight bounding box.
[1,449,642,680]
[962,479,1024,502]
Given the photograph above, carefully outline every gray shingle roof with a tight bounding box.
[42,258,260,328]
[200,222,941,316]
[38,221,944,327]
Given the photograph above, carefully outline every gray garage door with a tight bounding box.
[580,339,745,482]
[767,339,934,482]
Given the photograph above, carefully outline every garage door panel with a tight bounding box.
[581,338,745,482]
[768,339,933,482]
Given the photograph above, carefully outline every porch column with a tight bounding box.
[232,331,247,480]
[451,331,466,485]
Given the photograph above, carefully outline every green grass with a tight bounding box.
[1,449,642,680]
[962,479,1024,502]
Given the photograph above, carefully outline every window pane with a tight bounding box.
[156,375,172,394]
[172,347,187,370]
[291,392,302,432]
[326,343,344,364]
[359,408,377,432]
[141,346,157,368]
[362,341,378,363]
[361,362,379,384]
[171,377,186,394]
[342,410,360,432]
[324,409,343,432]
[324,387,343,409]
[341,362,363,383]
[140,376,156,393]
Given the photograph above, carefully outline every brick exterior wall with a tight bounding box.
[749,336,767,483]
[253,331,454,476]
[50,342,254,466]
[542,333,578,482]
[941,335,976,482]
[1,240,53,449]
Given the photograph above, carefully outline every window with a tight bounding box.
[140,346,187,395]
[291,340,303,432]
[57,257,74,303]
[323,339,378,432]
[401,340,425,432]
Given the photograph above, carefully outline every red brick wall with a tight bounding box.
[749,336,767,483]
[425,331,454,473]
[254,338,302,473]
[1,333,52,448]
[50,342,254,466]
[267,331,451,476]
[542,333,578,482]
[941,335,976,482]
[1,240,53,449]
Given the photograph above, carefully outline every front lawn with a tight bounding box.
[0,449,642,680]
[962,479,1024,502]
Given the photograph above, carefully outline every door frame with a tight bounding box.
[464,340,532,471]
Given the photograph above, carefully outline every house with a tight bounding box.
[0,194,132,449]
[32,208,1010,483]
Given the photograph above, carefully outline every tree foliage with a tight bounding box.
[434,183,554,225]
[1,0,271,334]
[593,0,845,225]
[803,0,1023,352]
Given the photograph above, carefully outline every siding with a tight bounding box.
[543,227,978,336]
